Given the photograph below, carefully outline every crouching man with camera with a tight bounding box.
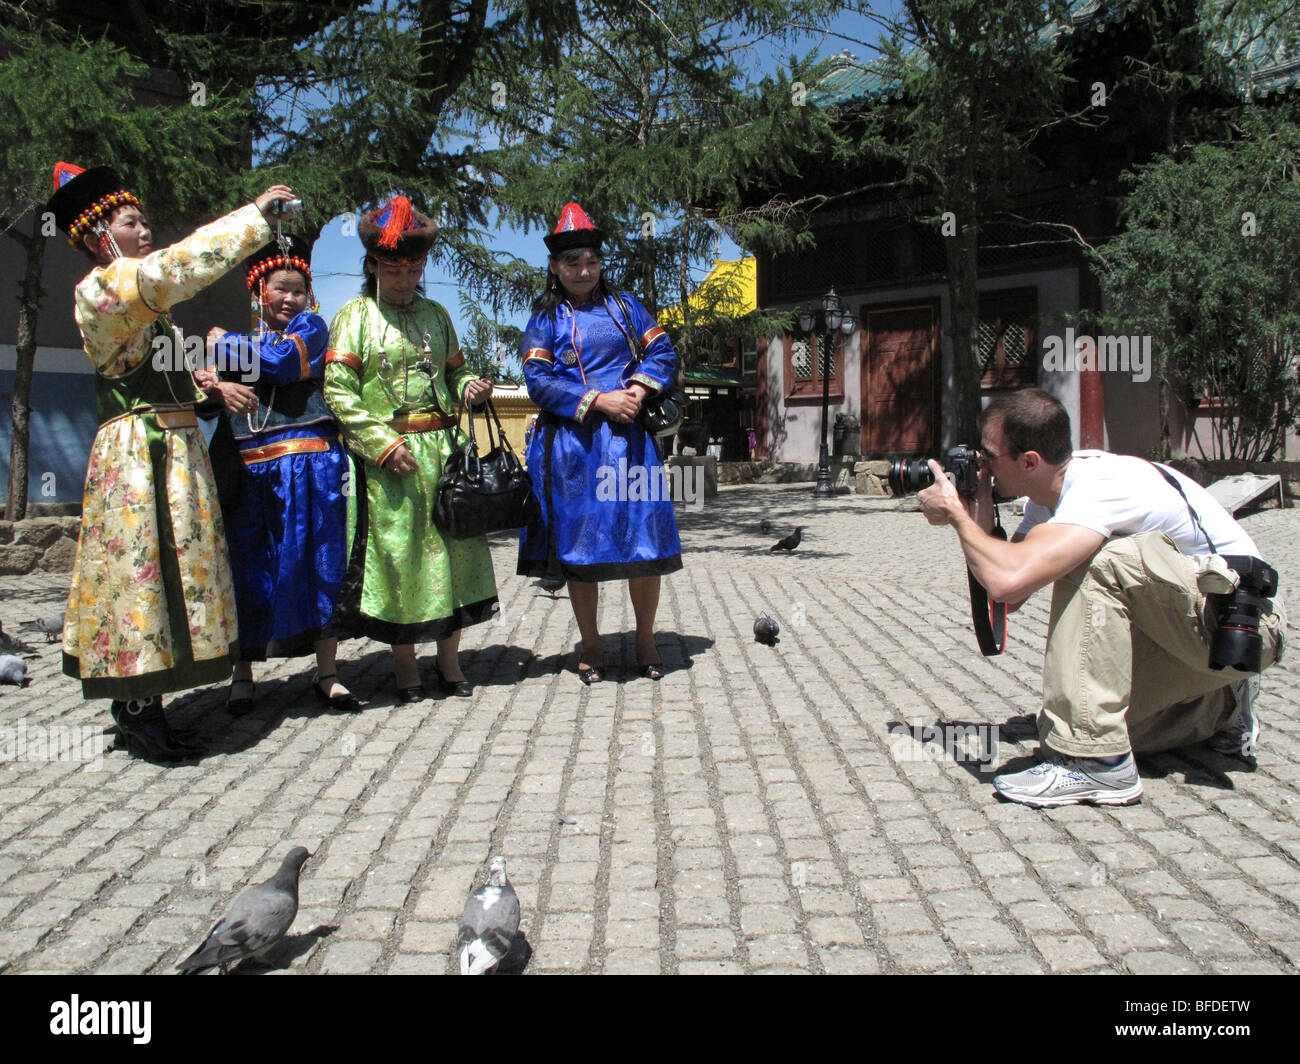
[917,387,1286,808]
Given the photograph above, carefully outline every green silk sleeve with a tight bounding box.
[438,305,475,403]
[324,299,403,468]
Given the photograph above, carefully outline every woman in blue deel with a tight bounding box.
[518,203,682,684]
[203,237,358,714]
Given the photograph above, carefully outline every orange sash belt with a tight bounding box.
[239,437,331,465]
[388,411,457,434]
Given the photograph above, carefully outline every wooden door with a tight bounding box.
[862,302,939,455]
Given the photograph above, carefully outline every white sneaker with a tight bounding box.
[993,752,1143,808]
[1207,676,1260,760]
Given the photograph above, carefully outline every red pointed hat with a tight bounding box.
[45,161,141,246]
[358,194,438,262]
[544,201,605,254]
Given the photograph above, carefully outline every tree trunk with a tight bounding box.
[5,219,45,521]
[945,222,981,447]
[1157,377,1172,460]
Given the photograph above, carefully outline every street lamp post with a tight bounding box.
[800,288,857,498]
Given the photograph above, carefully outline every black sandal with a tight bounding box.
[638,662,665,681]
[314,673,362,712]
[227,679,256,716]
[578,664,604,685]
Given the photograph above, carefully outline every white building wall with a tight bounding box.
[764,264,1083,462]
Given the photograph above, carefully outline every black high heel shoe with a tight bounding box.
[432,663,473,697]
[227,679,256,716]
[313,673,362,712]
[392,672,427,703]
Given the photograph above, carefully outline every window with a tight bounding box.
[979,287,1038,389]
[783,332,842,399]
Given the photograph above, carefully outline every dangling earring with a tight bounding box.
[93,223,123,262]
[255,279,268,336]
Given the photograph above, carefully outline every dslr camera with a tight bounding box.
[888,444,982,498]
[1210,555,1279,673]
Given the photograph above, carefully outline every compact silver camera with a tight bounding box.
[270,197,304,220]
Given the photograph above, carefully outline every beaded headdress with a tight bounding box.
[46,163,142,248]
[245,234,317,319]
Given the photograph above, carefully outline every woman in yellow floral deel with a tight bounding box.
[47,161,298,761]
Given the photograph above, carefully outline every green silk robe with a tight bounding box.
[323,294,498,643]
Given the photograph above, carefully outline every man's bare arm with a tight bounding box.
[918,461,1105,603]
[952,516,1105,603]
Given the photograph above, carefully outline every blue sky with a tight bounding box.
[306,6,895,354]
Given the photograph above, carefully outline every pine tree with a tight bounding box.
[823,0,1076,444]
[443,0,849,365]
[0,17,251,519]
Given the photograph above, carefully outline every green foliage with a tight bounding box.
[445,0,847,360]
[0,22,246,233]
[456,292,524,385]
[821,1,1076,440]
[856,0,1075,213]
[1095,105,1300,461]
[252,1,586,246]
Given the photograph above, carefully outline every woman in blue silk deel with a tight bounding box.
[202,237,359,714]
[517,203,682,684]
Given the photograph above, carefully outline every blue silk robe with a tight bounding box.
[517,291,683,581]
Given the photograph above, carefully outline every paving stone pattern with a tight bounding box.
[0,486,1297,975]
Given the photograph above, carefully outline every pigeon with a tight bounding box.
[759,518,773,535]
[0,655,29,686]
[20,613,64,642]
[177,846,310,974]
[0,622,37,657]
[536,577,565,598]
[457,855,520,975]
[770,526,805,552]
[753,615,780,646]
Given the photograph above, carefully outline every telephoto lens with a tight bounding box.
[887,445,982,497]
[1209,556,1279,672]
[887,457,934,496]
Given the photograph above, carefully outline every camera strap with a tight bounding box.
[968,506,1007,656]
[1148,461,1219,554]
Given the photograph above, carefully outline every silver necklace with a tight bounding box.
[371,279,436,410]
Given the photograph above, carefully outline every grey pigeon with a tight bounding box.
[759,518,773,535]
[0,622,37,657]
[770,526,805,552]
[458,855,520,975]
[177,846,310,974]
[0,655,29,686]
[753,615,780,647]
[536,577,565,597]
[20,613,64,642]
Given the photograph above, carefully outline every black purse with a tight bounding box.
[433,397,541,538]
[609,292,685,439]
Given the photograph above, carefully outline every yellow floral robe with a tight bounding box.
[62,204,271,699]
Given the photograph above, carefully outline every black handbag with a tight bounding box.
[609,291,685,439]
[433,397,541,538]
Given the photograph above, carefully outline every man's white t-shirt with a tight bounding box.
[1015,451,1260,558]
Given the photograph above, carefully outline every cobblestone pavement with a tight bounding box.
[1,484,1298,976]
